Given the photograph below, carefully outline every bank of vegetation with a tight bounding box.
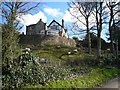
[1,1,120,89]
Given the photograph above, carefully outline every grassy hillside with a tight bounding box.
[22,45,95,66]
[3,44,119,88]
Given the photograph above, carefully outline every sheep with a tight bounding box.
[25,48,30,51]
[73,49,78,52]
[39,58,47,63]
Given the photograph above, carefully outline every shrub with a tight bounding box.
[65,55,96,67]
[95,55,120,67]
[2,53,39,89]
[3,52,91,88]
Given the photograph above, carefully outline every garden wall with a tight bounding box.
[19,35,76,47]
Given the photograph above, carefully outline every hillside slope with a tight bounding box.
[19,35,76,47]
[22,45,95,66]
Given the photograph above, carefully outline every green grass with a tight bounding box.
[25,45,96,65]
[25,45,78,62]
[23,68,120,88]
[20,45,120,88]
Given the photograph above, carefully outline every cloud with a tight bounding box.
[63,8,96,30]
[63,3,112,41]
[17,11,47,26]
[44,7,63,17]
[63,10,75,23]
[16,11,47,34]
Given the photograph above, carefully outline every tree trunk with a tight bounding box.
[109,6,115,55]
[109,22,115,54]
[96,2,102,57]
[97,31,101,57]
[88,33,91,54]
[113,18,119,57]
[116,39,118,57]
[98,2,102,57]
[86,18,91,54]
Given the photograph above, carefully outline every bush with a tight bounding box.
[95,55,120,67]
[2,53,39,88]
[65,55,96,67]
[3,52,92,88]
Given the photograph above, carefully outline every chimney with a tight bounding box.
[44,23,46,30]
[40,19,42,21]
[62,19,64,28]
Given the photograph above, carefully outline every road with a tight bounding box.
[100,76,119,88]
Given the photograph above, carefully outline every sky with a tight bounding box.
[17,2,69,31]
[16,2,109,41]
[17,2,77,36]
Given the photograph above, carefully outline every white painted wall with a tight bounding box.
[34,21,68,38]
[47,30,59,36]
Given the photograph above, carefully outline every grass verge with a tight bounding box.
[23,68,120,88]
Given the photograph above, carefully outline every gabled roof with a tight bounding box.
[47,20,63,28]
[27,19,45,27]
[27,24,36,27]
[36,19,45,24]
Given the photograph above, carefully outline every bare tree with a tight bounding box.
[112,23,120,57]
[68,1,95,54]
[90,2,109,57]
[1,1,41,65]
[95,2,103,57]
[1,1,41,28]
[106,1,120,55]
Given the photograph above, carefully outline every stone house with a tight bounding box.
[26,19,68,37]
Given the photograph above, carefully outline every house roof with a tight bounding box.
[47,20,63,28]
[27,19,45,27]
[27,19,64,29]
[27,24,36,27]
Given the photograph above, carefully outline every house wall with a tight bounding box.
[35,20,46,34]
[26,20,46,35]
[48,22,62,31]
[26,25,36,35]
[26,19,68,38]
[46,30,59,36]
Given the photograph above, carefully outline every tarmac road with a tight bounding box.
[100,76,119,88]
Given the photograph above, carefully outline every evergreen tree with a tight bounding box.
[1,1,41,66]
[2,24,21,66]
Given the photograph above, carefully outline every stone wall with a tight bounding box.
[19,35,76,47]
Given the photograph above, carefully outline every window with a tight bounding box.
[56,26,59,30]
[51,26,54,29]
[30,27,32,30]
[55,26,57,30]
[50,25,59,30]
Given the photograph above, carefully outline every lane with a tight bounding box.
[101,76,119,88]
